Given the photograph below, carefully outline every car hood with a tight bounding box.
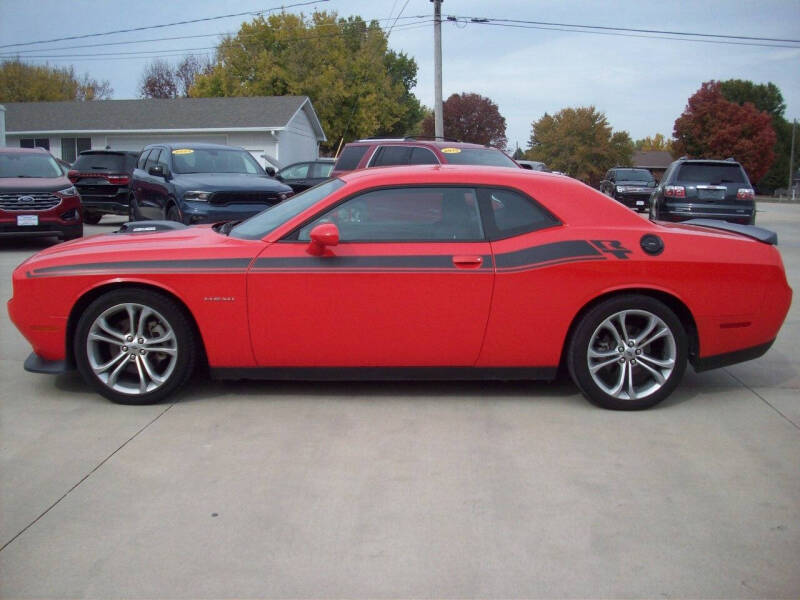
[172,173,292,193]
[17,225,264,274]
[0,176,73,193]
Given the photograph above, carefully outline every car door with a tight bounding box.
[136,148,165,220]
[247,185,494,367]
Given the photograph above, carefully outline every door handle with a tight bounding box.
[452,255,483,268]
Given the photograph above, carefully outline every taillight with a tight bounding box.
[107,175,130,185]
[664,185,686,198]
[67,170,79,183]
[737,188,754,200]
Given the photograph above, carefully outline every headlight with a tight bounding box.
[183,191,213,201]
[616,185,628,193]
[57,185,78,197]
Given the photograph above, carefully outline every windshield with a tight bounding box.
[0,153,63,178]
[440,147,518,168]
[616,169,653,182]
[171,148,266,175]
[230,178,346,240]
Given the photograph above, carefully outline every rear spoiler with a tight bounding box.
[682,219,777,245]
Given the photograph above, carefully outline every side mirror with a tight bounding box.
[265,167,276,177]
[519,163,533,170]
[148,165,166,178]
[307,223,339,255]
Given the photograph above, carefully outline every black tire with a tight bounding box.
[83,212,102,225]
[166,204,182,223]
[62,224,84,241]
[128,195,139,221]
[567,295,687,410]
[74,288,197,405]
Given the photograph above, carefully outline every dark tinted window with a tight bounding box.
[298,186,483,242]
[0,153,63,178]
[335,145,369,171]
[409,147,439,165]
[371,145,411,167]
[675,163,746,184]
[73,153,133,171]
[482,188,558,239]
[440,147,518,168]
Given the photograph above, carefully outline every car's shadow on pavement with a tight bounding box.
[0,237,61,252]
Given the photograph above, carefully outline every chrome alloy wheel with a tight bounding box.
[586,309,676,401]
[86,302,178,396]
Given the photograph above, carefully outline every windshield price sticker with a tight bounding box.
[441,148,462,154]
[172,149,194,155]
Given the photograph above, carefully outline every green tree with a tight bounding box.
[719,79,790,192]
[526,106,633,186]
[0,59,112,102]
[190,11,424,153]
[634,133,674,153]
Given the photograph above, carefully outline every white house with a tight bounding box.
[1,96,326,168]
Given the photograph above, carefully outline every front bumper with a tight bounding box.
[614,192,651,210]
[24,352,70,374]
[179,201,280,224]
[0,222,82,239]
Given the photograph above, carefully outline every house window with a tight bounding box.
[60,137,92,164]
[20,138,50,150]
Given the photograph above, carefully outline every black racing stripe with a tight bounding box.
[31,258,251,276]
[495,240,602,269]
[254,255,492,270]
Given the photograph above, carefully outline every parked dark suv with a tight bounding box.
[650,157,755,225]
[599,167,656,212]
[331,138,519,177]
[130,143,293,224]
[0,147,82,241]
[68,150,138,224]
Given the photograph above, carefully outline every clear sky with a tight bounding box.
[1,0,799,150]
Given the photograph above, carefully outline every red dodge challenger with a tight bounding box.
[8,166,792,410]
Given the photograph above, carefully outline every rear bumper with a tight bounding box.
[693,340,774,372]
[79,189,130,215]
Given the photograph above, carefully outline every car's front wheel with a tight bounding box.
[74,288,197,404]
[567,295,687,410]
[83,212,102,225]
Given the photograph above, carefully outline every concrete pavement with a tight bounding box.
[1,205,798,598]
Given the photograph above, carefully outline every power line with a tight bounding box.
[446,14,800,44]
[458,19,800,49]
[0,0,329,50]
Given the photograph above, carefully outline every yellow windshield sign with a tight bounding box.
[172,149,194,155]
[441,147,462,154]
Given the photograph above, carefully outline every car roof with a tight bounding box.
[78,149,139,156]
[143,142,246,151]
[0,146,52,155]
[673,158,742,166]
[349,138,490,150]
[337,163,553,185]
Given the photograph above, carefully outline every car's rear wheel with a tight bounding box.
[567,295,687,410]
[83,212,102,225]
[74,289,196,405]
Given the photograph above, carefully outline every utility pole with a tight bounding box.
[432,0,443,139]
[789,118,796,200]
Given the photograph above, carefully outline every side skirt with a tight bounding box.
[210,366,559,382]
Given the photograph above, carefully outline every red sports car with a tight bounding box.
[7,166,792,410]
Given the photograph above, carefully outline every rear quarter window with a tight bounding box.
[72,153,129,171]
[335,145,369,171]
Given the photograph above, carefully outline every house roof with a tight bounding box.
[3,96,326,140]
[633,150,673,169]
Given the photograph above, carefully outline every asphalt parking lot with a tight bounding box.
[1,205,799,599]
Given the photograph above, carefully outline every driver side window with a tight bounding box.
[298,187,483,242]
